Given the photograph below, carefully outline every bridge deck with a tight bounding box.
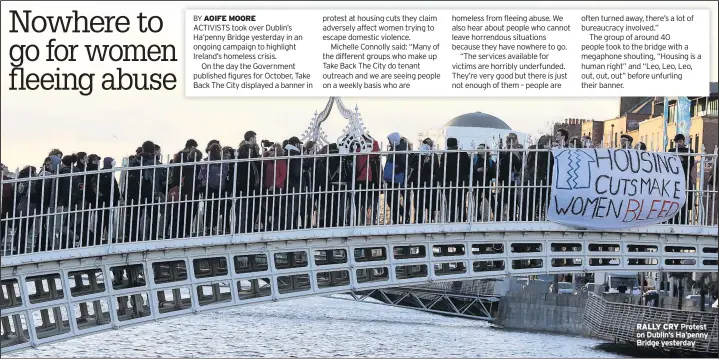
[0,149,717,353]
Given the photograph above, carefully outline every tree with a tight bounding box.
[692,272,718,312]
[669,272,691,310]
[669,272,718,311]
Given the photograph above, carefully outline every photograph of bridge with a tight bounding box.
[1,93,718,357]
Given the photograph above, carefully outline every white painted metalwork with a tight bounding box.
[300,97,334,147]
[583,292,718,355]
[298,96,376,153]
[334,98,376,153]
[0,146,716,353]
[334,286,499,321]
[1,230,717,353]
[2,148,716,262]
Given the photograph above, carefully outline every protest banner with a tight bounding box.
[548,148,687,229]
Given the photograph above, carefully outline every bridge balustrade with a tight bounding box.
[0,148,715,262]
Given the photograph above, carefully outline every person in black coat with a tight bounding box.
[667,134,696,225]
[234,141,261,233]
[473,144,496,222]
[284,137,305,230]
[408,139,442,223]
[495,134,523,221]
[442,138,471,222]
[385,133,410,224]
[124,141,161,242]
[12,166,39,254]
[94,157,121,243]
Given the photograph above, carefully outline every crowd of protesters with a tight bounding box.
[0,128,713,255]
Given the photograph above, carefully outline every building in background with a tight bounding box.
[423,112,527,149]
[601,98,654,148]
[639,85,719,152]
[552,118,590,141]
[580,120,604,147]
[619,97,648,118]
[570,84,718,151]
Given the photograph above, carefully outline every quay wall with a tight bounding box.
[494,291,590,336]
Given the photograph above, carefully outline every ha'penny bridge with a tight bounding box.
[1,97,717,353]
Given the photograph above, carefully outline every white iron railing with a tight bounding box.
[1,147,717,258]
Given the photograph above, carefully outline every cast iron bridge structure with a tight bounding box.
[1,148,717,353]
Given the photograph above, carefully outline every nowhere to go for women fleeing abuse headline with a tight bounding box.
[6,10,180,96]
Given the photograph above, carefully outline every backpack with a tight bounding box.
[383,161,405,185]
[200,162,227,190]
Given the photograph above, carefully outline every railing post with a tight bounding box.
[697,145,706,226]
[467,149,475,225]
[349,150,357,227]
[108,166,116,253]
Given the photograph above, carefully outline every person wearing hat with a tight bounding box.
[620,134,633,149]
[667,133,696,225]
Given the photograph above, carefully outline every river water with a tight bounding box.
[7,296,618,358]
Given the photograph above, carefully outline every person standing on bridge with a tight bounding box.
[81,154,102,245]
[554,128,569,148]
[495,134,522,221]
[569,138,583,149]
[667,134,696,225]
[325,143,351,227]
[384,133,409,225]
[409,138,442,224]
[198,143,229,236]
[262,142,287,231]
[299,141,318,229]
[442,137,471,223]
[37,155,61,251]
[205,140,221,159]
[59,155,82,248]
[48,149,63,159]
[168,140,198,238]
[1,162,13,243]
[11,166,39,254]
[95,157,121,244]
[534,135,555,221]
[126,141,163,242]
[472,143,496,222]
[235,140,261,233]
[284,137,305,230]
[75,152,101,246]
[620,134,634,149]
[221,146,237,233]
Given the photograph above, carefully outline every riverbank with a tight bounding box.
[494,291,590,336]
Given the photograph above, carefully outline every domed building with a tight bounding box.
[424,112,528,149]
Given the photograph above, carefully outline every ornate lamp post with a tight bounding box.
[299,97,376,153]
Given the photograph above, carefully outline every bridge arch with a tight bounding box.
[2,227,716,353]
